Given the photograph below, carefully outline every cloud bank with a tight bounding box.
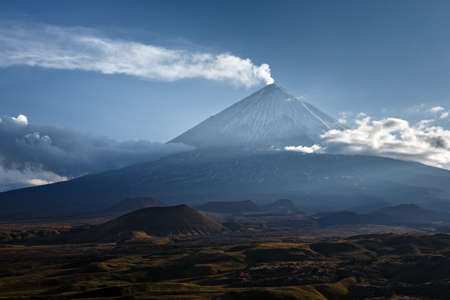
[0,167,68,192]
[320,115,450,170]
[427,106,450,120]
[0,114,192,191]
[430,106,445,113]
[0,23,274,87]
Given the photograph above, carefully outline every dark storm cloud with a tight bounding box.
[0,114,192,181]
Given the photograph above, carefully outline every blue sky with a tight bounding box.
[2,0,450,191]
[1,0,449,142]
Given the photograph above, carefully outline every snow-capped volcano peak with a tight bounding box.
[171,84,344,149]
[253,83,297,101]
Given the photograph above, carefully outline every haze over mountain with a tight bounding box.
[1,85,450,219]
[171,84,344,149]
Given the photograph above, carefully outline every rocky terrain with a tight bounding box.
[0,231,449,299]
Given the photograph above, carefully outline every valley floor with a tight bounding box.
[0,231,449,299]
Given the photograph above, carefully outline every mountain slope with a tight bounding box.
[170,84,344,148]
[102,196,164,216]
[1,150,450,219]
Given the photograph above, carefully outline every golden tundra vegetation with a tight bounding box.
[0,230,450,300]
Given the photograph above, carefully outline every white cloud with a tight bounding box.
[11,114,28,126]
[321,115,450,170]
[430,106,445,113]
[0,23,274,87]
[0,167,67,191]
[24,132,51,145]
[440,112,449,119]
[284,144,323,154]
[27,177,67,186]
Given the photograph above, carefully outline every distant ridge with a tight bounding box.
[196,200,259,215]
[195,199,301,216]
[261,199,301,215]
[317,204,442,226]
[170,84,344,149]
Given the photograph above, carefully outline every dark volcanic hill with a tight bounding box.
[317,204,443,226]
[2,150,450,219]
[76,205,224,241]
[170,84,344,148]
[370,204,441,224]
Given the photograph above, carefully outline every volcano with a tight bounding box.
[171,84,344,149]
[1,84,450,219]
